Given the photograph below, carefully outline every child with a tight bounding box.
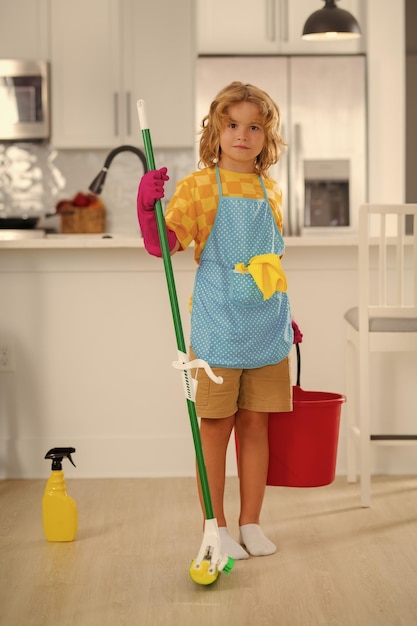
[137,81,300,560]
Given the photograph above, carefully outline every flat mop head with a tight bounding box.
[189,518,235,585]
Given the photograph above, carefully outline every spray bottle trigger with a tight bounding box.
[45,447,76,470]
[66,452,76,467]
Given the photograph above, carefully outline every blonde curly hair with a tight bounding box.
[199,81,286,176]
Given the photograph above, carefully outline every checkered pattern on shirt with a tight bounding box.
[165,167,283,263]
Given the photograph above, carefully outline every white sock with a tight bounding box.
[239,524,276,556]
[219,527,249,560]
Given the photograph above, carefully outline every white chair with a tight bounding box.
[344,204,417,507]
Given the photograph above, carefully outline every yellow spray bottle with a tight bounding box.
[42,447,78,542]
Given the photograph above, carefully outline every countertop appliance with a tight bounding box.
[0,59,50,141]
[196,55,367,235]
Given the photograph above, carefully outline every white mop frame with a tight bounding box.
[172,351,223,402]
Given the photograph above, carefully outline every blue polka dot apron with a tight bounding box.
[190,166,293,369]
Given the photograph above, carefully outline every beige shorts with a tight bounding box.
[189,347,292,418]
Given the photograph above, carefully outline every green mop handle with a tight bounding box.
[136,100,214,520]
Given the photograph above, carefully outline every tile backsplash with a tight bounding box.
[0,142,196,235]
[0,143,65,219]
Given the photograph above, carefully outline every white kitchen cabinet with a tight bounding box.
[197,0,365,55]
[122,0,195,148]
[0,0,49,59]
[50,0,120,149]
[50,0,195,149]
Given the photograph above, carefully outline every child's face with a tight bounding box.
[218,102,265,173]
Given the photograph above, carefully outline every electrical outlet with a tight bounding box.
[0,340,15,372]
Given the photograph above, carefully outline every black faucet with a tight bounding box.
[88,145,148,195]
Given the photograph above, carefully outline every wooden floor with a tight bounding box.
[1,475,416,626]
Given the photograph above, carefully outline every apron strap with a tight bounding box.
[215,165,223,199]
[259,175,269,202]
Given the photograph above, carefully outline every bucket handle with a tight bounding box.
[295,342,301,387]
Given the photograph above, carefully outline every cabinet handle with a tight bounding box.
[126,92,131,136]
[114,93,119,136]
[280,0,289,43]
[266,0,276,42]
[293,123,303,235]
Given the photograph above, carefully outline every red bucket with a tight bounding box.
[235,345,346,488]
[267,385,345,487]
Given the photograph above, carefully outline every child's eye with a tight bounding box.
[250,125,260,131]
[229,123,237,129]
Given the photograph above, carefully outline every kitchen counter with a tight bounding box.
[0,233,144,249]
[1,230,415,480]
[0,232,361,249]
[1,232,414,251]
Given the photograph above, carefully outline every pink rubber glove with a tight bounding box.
[137,167,177,257]
[292,319,303,344]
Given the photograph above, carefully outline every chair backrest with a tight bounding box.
[358,204,417,321]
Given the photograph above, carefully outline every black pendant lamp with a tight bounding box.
[302,0,361,41]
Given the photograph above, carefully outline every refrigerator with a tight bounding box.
[196,56,367,236]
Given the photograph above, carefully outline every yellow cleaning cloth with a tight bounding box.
[234,253,288,300]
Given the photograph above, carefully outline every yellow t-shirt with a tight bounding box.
[165,167,284,264]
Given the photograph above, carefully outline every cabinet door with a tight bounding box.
[197,0,285,54]
[50,0,195,149]
[0,0,49,59]
[124,0,195,148]
[50,0,122,148]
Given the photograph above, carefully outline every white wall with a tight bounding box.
[366,0,406,203]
